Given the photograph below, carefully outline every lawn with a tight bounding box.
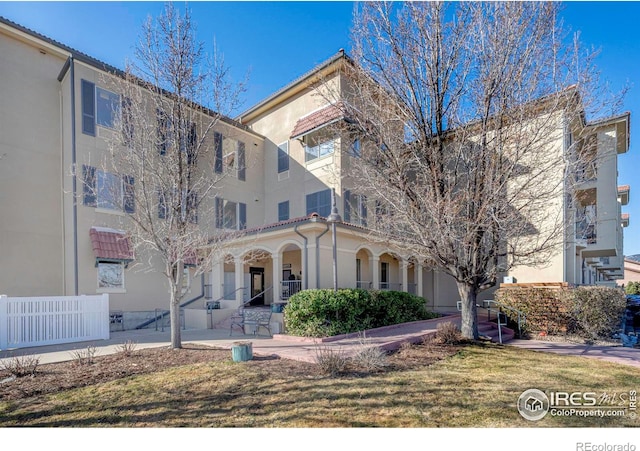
[1,340,638,427]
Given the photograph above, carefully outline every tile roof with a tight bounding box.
[618,185,630,192]
[90,227,134,262]
[290,103,344,139]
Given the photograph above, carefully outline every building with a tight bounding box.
[0,17,630,331]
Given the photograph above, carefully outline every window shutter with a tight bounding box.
[121,97,133,146]
[305,192,316,216]
[361,195,368,226]
[81,80,95,136]
[278,142,289,173]
[214,132,223,174]
[343,190,351,222]
[157,109,167,156]
[187,123,197,165]
[215,197,223,228]
[237,141,246,181]
[188,191,198,224]
[123,175,135,213]
[319,189,331,217]
[82,165,96,206]
[158,190,167,219]
[239,202,247,230]
[278,201,289,222]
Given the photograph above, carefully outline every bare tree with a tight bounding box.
[95,4,246,348]
[337,2,620,339]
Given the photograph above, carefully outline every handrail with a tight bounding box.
[205,287,246,310]
[483,299,526,338]
[245,286,272,306]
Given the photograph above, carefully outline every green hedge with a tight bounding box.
[625,281,640,295]
[283,289,437,337]
[495,285,626,340]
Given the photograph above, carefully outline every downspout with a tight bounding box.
[294,224,309,289]
[315,223,330,289]
[58,56,78,295]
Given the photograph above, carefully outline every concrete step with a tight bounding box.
[478,321,515,343]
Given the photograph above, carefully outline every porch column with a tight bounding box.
[235,256,244,306]
[401,259,409,292]
[372,255,380,290]
[272,252,281,302]
[417,263,424,298]
[211,255,224,301]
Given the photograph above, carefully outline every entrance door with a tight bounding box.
[249,267,265,306]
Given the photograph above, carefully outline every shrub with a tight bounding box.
[625,281,640,295]
[434,321,462,344]
[284,289,437,337]
[314,344,348,376]
[351,333,389,372]
[566,286,626,340]
[0,354,40,377]
[117,340,137,357]
[70,345,98,365]
[494,287,573,336]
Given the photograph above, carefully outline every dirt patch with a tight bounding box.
[0,341,460,401]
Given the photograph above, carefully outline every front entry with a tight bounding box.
[249,267,265,306]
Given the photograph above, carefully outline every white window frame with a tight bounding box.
[96,86,120,129]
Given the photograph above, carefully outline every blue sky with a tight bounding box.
[1,1,638,256]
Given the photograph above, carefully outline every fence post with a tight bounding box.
[101,293,110,340]
[0,295,7,350]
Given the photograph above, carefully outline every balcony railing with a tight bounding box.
[575,161,597,183]
[281,280,302,300]
[356,280,372,289]
[576,219,597,244]
[407,283,417,295]
[379,282,402,291]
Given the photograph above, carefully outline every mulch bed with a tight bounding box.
[0,340,460,401]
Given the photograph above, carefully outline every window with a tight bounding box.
[98,261,124,289]
[305,139,335,162]
[215,198,247,230]
[82,165,134,213]
[96,87,120,128]
[214,134,245,180]
[156,112,197,165]
[181,267,190,294]
[278,142,289,173]
[350,139,361,158]
[344,190,367,226]
[306,189,331,217]
[278,201,290,222]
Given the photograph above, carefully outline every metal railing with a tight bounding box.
[356,280,372,289]
[482,299,526,339]
[280,280,302,300]
[379,282,402,291]
[407,283,417,295]
[154,308,185,332]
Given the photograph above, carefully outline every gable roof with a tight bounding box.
[238,50,351,124]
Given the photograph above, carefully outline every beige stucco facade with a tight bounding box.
[0,19,630,331]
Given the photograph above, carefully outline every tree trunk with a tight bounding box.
[170,296,182,349]
[457,282,479,340]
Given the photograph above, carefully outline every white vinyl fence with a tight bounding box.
[0,294,109,350]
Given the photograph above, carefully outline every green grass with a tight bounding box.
[1,343,638,427]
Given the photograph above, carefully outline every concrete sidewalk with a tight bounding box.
[1,315,638,368]
[0,314,461,365]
